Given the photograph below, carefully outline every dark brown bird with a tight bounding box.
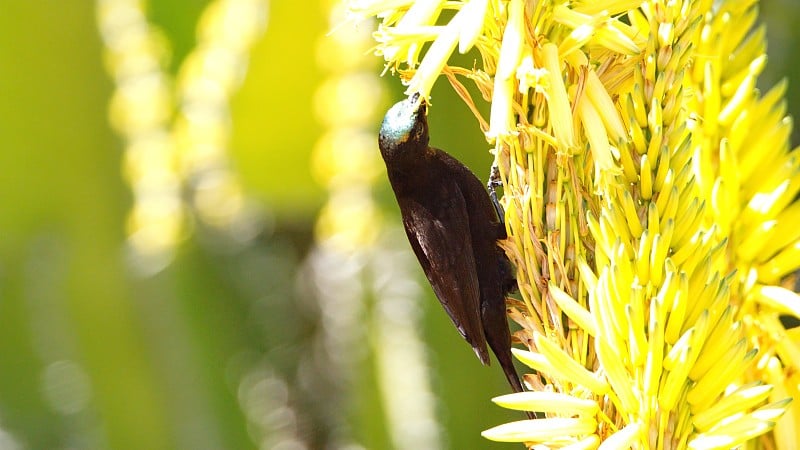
[378,94,532,413]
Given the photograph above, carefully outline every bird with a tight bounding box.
[378,93,533,416]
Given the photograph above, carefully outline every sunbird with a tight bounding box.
[378,94,532,414]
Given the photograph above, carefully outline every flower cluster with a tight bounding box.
[347,0,798,447]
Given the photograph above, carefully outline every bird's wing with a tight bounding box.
[400,183,491,365]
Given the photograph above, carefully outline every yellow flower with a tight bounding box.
[347,0,798,447]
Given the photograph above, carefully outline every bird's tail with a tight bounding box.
[493,342,538,420]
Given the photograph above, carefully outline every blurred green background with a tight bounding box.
[0,1,798,449]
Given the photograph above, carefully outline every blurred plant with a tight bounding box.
[97,1,316,449]
[347,0,799,447]
[97,0,267,274]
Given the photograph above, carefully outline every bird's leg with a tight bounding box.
[488,162,505,226]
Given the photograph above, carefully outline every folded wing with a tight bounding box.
[400,182,491,365]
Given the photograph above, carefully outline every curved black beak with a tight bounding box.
[409,92,426,115]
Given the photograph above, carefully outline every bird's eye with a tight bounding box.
[414,124,424,140]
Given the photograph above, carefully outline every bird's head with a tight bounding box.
[378,93,429,164]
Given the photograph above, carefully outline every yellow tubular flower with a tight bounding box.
[346,0,796,447]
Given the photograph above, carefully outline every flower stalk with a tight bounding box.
[346,0,798,447]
